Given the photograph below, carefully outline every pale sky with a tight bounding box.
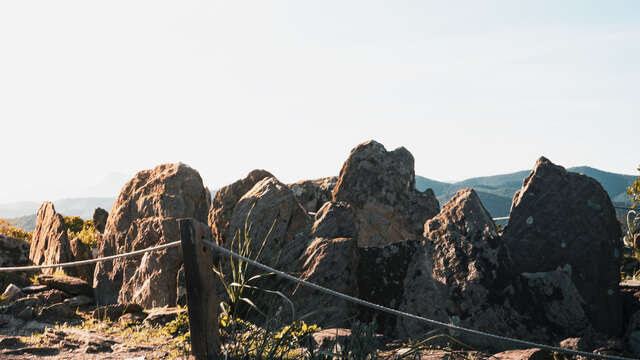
[1,1,638,203]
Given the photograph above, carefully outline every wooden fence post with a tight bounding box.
[179,218,219,360]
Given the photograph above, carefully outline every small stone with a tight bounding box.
[143,307,186,327]
[21,285,49,294]
[1,284,24,302]
[92,303,143,321]
[63,295,94,307]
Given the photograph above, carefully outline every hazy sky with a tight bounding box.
[1,1,638,203]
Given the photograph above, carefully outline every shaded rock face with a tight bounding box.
[29,202,72,276]
[502,157,622,335]
[288,177,337,213]
[68,238,94,285]
[92,207,109,234]
[398,189,521,347]
[332,140,439,248]
[294,237,354,327]
[93,163,209,308]
[310,201,356,240]
[516,266,589,335]
[0,235,32,289]
[208,169,274,246]
[354,240,419,333]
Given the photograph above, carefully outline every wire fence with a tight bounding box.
[0,234,636,359]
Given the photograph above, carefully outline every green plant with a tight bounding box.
[64,217,98,248]
[213,206,292,320]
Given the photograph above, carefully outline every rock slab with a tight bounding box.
[502,157,622,335]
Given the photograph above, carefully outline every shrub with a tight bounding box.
[64,217,98,248]
[0,218,32,242]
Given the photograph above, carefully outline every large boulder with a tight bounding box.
[332,140,439,247]
[208,169,274,246]
[225,177,311,272]
[502,157,623,335]
[397,189,591,348]
[288,177,337,213]
[93,163,209,308]
[397,189,521,346]
[29,202,73,276]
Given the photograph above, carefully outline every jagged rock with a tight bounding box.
[209,169,274,246]
[1,284,23,303]
[143,307,186,327]
[37,275,92,297]
[16,307,35,320]
[332,140,439,248]
[294,237,354,326]
[92,303,143,321]
[93,163,209,308]
[92,207,109,234]
[0,235,32,290]
[310,202,356,239]
[288,177,337,213]
[502,157,622,335]
[68,238,94,285]
[28,202,72,276]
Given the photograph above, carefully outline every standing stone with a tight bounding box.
[398,189,523,347]
[208,169,274,246]
[69,238,94,285]
[93,163,209,308]
[288,177,337,213]
[502,157,622,335]
[29,202,72,276]
[332,140,439,247]
[92,207,109,234]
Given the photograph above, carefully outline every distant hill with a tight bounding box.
[417,166,636,218]
[0,197,116,229]
[6,214,37,232]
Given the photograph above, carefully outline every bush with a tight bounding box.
[64,217,98,248]
[0,218,32,242]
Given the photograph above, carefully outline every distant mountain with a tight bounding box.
[0,197,116,224]
[417,166,636,218]
[6,214,37,232]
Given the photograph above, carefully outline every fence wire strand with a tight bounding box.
[0,241,181,272]
[202,239,635,360]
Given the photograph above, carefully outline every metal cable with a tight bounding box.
[202,239,635,360]
[0,241,181,272]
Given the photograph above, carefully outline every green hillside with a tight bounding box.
[417,166,636,218]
